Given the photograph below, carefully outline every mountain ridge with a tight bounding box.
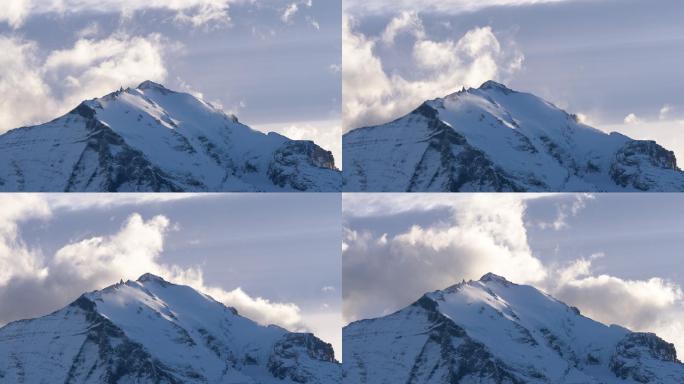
[0,81,341,192]
[343,81,684,192]
[343,273,684,383]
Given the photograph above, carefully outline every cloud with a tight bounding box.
[0,0,233,29]
[344,0,577,14]
[281,3,299,23]
[281,1,315,24]
[0,199,304,332]
[0,33,171,133]
[623,113,640,124]
[0,0,31,28]
[537,193,594,230]
[0,195,51,286]
[342,13,524,131]
[0,36,57,132]
[380,11,425,45]
[75,22,100,39]
[660,104,673,120]
[342,193,684,352]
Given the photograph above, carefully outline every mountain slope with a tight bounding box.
[0,81,340,192]
[343,81,684,192]
[343,273,684,384]
[0,274,340,384]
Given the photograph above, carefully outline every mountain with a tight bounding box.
[343,273,684,384]
[0,274,340,383]
[343,81,684,192]
[0,81,340,192]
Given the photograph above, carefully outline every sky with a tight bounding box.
[0,0,341,163]
[342,0,684,161]
[0,193,342,357]
[343,193,684,354]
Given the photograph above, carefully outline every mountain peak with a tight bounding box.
[478,80,511,92]
[137,80,168,91]
[479,272,511,284]
[137,272,167,284]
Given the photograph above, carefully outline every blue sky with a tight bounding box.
[343,0,684,160]
[343,193,684,353]
[0,0,341,162]
[0,193,342,356]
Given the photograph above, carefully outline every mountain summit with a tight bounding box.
[0,81,341,192]
[343,81,684,192]
[0,274,340,383]
[343,273,684,383]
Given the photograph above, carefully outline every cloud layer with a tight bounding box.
[0,196,305,332]
[342,194,684,353]
[0,0,234,29]
[343,0,576,14]
[342,12,523,131]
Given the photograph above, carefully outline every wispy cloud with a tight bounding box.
[0,0,234,29]
[344,0,579,14]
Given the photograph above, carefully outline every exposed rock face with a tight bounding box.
[268,333,337,383]
[0,81,341,192]
[610,140,679,191]
[610,333,680,383]
[343,81,684,192]
[0,275,341,384]
[268,140,339,191]
[343,273,684,383]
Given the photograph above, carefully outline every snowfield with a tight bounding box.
[343,81,684,192]
[0,81,341,192]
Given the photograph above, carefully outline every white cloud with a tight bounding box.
[343,193,684,352]
[623,112,640,124]
[281,3,299,23]
[75,22,100,38]
[0,0,233,29]
[0,33,171,133]
[537,193,594,230]
[0,0,31,28]
[0,195,51,286]
[660,104,673,120]
[380,11,425,45]
[0,36,57,133]
[342,14,524,131]
[0,199,305,333]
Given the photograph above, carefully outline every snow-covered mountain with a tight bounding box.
[343,81,684,192]
[343,273,684,384]
[0,274,340,383]
[0,81,340,192]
